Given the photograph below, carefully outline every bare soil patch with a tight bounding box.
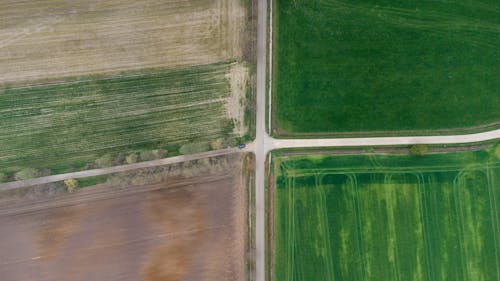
[0,155,248,281]
[0,0,248,85]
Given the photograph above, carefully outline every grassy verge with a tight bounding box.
[266,151,274,281]
[272,122,500,139]
[244,153,256,281]
[272,139,500,156]
[244,63,257,142]
[0,153,242,201]
[267,0,282,136]
[243,0,258,142]
[78,175,109,188]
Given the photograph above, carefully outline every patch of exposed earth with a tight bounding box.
[0,155,247,281]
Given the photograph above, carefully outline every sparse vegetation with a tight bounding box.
[180,142,211,155]
[0,182,67,203]
[409,144,429,156]
[125,153,139,164]
[50,154,238,192]
[140,149,167,161]
[105,154,235,187]
[95,155,113,168]
[211,138,226,150]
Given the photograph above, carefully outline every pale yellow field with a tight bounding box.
[0,0,248,84]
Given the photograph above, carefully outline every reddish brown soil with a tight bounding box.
[0,168,246,281]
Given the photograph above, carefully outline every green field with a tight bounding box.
[0,62,240,176]
[273,147,500,281]
[273,0,500,134]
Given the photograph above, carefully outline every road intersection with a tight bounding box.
[253,1,499,280]
[0,1,499,280]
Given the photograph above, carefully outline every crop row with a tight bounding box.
[0,62,237,174]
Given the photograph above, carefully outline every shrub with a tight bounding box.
[152,149,167,159]
[179,142,210,155]
[410,144,429,156]
[210,138,225,150]
[126,153,139,164]
[95,154,113,168]
[140,149,167,161]
[141,149,167,161]
[0,172,6,183]
[14,168,42,181]
[113,154,126,165]
[140,151,156,161]
[64,178,79,193]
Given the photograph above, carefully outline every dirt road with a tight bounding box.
[1,1,499,280]
[268,129,500,152]
[0,148,247,192]
[254,0,269,280]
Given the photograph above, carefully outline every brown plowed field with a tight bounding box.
[0,0,247,85]
[0,166,247,280]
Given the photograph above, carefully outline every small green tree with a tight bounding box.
[64,178,79,193]
[410,144,429,156]
[14,168,42,181]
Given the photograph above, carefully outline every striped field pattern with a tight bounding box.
[273,148,500,281]
[0,62,239,173]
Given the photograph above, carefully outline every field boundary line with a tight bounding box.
[0,173,231,216]
[1,61,236,91]
[272,121,500,139]
[268,0,273,133]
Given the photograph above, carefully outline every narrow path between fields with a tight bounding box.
[1,2,499,281]
[0,148,245,192]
